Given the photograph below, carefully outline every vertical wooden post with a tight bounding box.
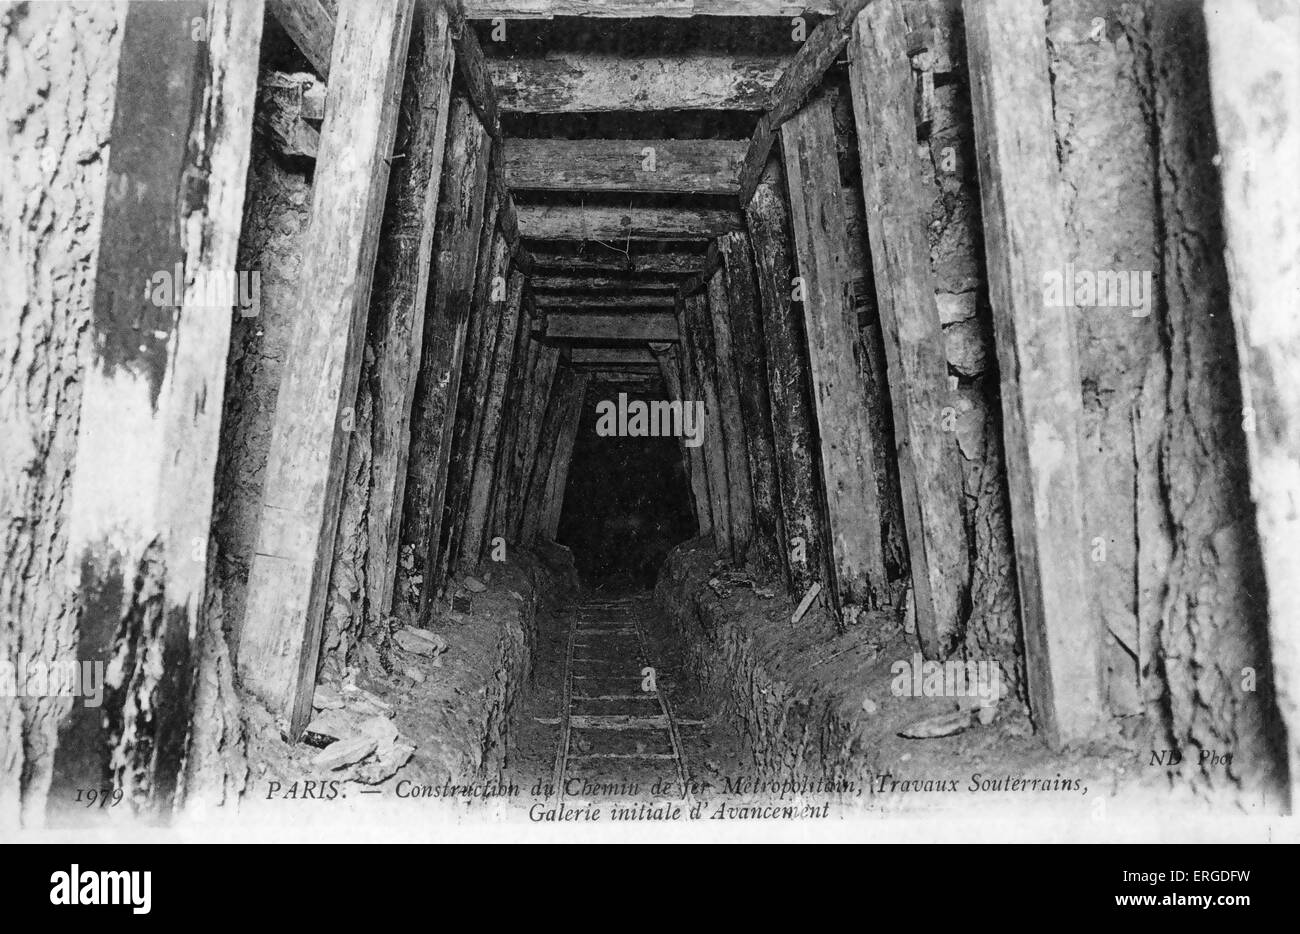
[240,0,413,735]
[849,0,969,653]
[57,0,264,809]
[652,342,712,537]
[365,4,456,623]
[680,293,734,556]
[399,95,491,618]
[1205,0,1300,799]
[965,0,1100,745]
[541,373,590,541]
[460,270,525,568]
[743,160,827,595]
[522,367,585,543]
[781,92,888,611]
[487,314,536,545]
[718,231,786,582]
[509,342,561,539]
[707,268,756,558]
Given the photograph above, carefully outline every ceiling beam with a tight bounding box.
[535,293,676,308]
[546,312,679,341]
[517,203,743,240]
[528,250,707,274]
[505,138,747,194]
[464,1,836,17]
[530,275,681,290]
[570,347,658,365]
[488,54,785,113]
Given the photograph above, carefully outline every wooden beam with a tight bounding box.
[268,0,333,78]
[718,230,786,582]
[58,0,264,809]
[240,0,413,736]
[516,204,743,241]
[529,250,707,275]
[257,70,325,159]
[571,347,657,365]
[849,0,967,653]
[464,1,836,16]
[781,93,887,611]
[530,275,680,291]
[738,0,873,203]
[522,368,589,542]
[542,371,589,540]
[680,294,733,554]
[508,344,561,538]
[965,0,1100,746]
[460,270,526,568]
[706,268,755,560]
[745,160,828,595]
[365,3,457,626]
[534,293,676,309]
[504,139,747,194]
[545,312,678,341]
[1205,0,1300,799]
[651,343,713,536]
[488,55,785,113]
[398,95,492,619]
[451,15,501,139]
[486,299,536,544]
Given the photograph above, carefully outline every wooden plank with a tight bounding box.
[529,251,707,275]
[849,0,968,654]
[744,160,827,595]
[240,0,414,736]
[718,231,785,582]
[542,371,590,539]
[504,139,747,194]
[489,55,785,113]
[651,344,713,535]
[706,268,755,559]
[257,70,325,158]
[452,15,501,139]
[1205,0,1300,800]
[964,0,1099,746]
[397,95,492,619]
[534,293,676,309]
[516,203,743,241]
[571,347,657,365]
[268,0,333,78]
[464,0,836,16]
[530,275,680,291]
[781,93,886,611]
[545,312,678,341]
[486,297,536,545]
[57,0,264,810]
[365,3,457,626]
[680,294,733,554]
[522,368,589,541]
[509,343,561,538]
[460,270,526,568]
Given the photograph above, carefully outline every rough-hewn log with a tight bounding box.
[451,15,501,139]
[505,139,747,194]
[545,312,678,341]
[268,0,333,78]
[965,0,1100,746]
[706,268,755,559]
[486,300,536,545]
[54,0,263,813]
[508,344,561,538]
[1205,0,1300,801]
[529,250,707,275]
[781,93,887,611]
[239,0,413,736]
[257,70,325,158]
[718,231,785,582]
[651,343,712,536]
[849,0,968,653]
[570,347,657,365]
[364,4,457,626]
[489,55,785,113]
[522,368,588,542]
[541,373,590,540]
[681,294,734,555]
[530,275,680,292]
[398,95,492,620]
[516,204,742,241]
[460,270,526,568]
[464,0,836,16]
[534,293,676,309]
[745,161,827,594]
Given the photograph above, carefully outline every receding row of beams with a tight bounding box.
[462,1,837,17]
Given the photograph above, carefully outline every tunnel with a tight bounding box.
[5,0,1299,836]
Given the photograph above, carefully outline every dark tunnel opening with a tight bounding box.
[556,379,698,593]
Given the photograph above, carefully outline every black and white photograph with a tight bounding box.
[0,0,1296,891]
